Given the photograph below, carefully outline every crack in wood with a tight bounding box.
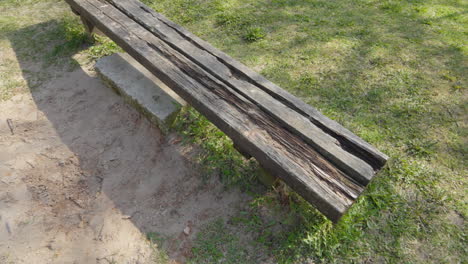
[108,0,387,170]
[106,0,378,186]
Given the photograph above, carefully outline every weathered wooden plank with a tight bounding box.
[107,0,377,185]
[108,0,389,170]
[65,0,367,221]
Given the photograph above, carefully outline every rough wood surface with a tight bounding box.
[64,0,389,222]
[109,0,388,170]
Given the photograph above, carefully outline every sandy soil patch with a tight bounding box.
[0,65,250,264]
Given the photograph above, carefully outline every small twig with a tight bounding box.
[122,210,139,220]
[83,142,99,150]
[96,223,105,241]
[96,253,117,263]
[6,119,14,135]
[26,161,35,168]
[68,197,85,209]
[40,153,59,161]
[444,105,460,128]
[5,222,11,235]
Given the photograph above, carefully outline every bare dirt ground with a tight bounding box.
[0,63,250,263]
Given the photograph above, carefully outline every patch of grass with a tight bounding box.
[172,107,258,188]
[45,18,122,63]
[243,27,266,42]
[0,0,73,99]
[48,16,90,59]
[0,0,123,100]
[146,232,167,246]
[85,35,122,59]
[215,12,249,28]
[189,219,253,264]
[0,79,25,101]
[146,232,170,263]
[0,0,53,9]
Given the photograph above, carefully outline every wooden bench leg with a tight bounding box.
[232,143,279,186]
[233,143,252,159]
[70,6,80,16]
[258,167,279,187]
[258,167,291,205]
[80,16,95,35]
[70,7,97,37]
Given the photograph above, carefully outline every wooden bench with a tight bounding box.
[65,0,388,222]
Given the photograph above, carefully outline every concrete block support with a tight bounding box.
[95,53,185,133]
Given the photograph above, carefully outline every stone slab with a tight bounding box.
[95,53,185,133]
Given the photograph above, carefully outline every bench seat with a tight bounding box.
[65,0,388,222]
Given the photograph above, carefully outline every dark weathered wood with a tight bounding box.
[108,0,389,170]
[80,15,95,34]
[65,0,388,222]
[107,0,376,186]
[70,6,101,36]
[233,144,252,159]
[70,6,80,16]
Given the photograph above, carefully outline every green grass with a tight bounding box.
[1,0,466,263]
[0,0,121,100]
[189,219,254,263]
[146,232,171,263]
[173,107,259,188]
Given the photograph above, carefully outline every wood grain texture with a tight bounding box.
[108,0,389,169]
[64,0,388,222]
[108,0,378,185]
